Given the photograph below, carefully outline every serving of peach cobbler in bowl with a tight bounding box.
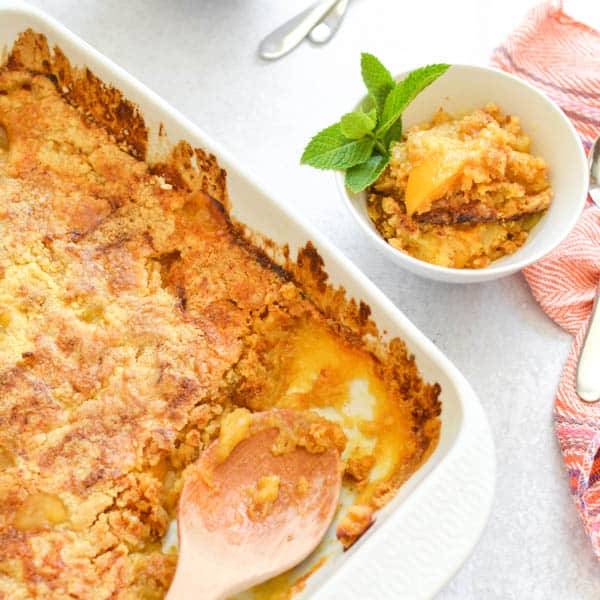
[337,64,588,283]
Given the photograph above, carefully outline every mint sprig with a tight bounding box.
[345,154,389,194]
[376,64,450,137]
[360,53,394,117]
[301,122,374,170]
[340,111,375,139]
[301,54,450,193]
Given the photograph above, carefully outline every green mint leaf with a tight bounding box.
[345,154,390,193]
[366,107,377,123]
[383,119,403,150]
[301,122,374,170]
[377,63,450,137]
[361,52,395,116]
[340,111,375,140]
[361,95,376,117]
[301,57,449,181]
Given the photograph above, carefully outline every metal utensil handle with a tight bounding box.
[589,135,600,205]
[258,0,339,60]
[577,283,600,402]
[309,0,348,44]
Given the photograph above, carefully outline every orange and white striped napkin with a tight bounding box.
[491,1,600,558]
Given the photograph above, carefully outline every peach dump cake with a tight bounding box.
[368,103,553,268]
[0,31,441,599]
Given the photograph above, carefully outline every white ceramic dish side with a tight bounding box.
[0,4,495,599]
[335,64,589,284]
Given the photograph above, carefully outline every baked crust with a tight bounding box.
[0,31,441,599]
[368,103,552,269]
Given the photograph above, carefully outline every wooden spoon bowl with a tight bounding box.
[167,409,342,600]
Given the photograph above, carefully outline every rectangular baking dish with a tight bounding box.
[0,3,495,598]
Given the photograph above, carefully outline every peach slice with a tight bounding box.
[405,146,467,216]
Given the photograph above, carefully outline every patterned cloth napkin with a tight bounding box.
[491,1,600,557]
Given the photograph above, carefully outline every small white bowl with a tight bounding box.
[336,64,588,283]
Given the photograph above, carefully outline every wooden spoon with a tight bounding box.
[167,409,343,600]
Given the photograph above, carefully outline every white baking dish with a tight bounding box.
[0,3,495,598]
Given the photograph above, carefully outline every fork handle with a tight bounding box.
[577,283,600,402]
[259,0,339,60]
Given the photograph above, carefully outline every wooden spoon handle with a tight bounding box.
[166,547,227,600]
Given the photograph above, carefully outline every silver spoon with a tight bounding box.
[576,134,600,402]
[259,0,340,61]
[308,0,348,44]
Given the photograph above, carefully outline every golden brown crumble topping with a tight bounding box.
[0,31,441,599]
[368,103,553,268]
[336,505,374,549]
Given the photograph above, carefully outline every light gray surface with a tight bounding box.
[23,0,600,597]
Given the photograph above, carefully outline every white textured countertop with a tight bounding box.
[24,0,600,597]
